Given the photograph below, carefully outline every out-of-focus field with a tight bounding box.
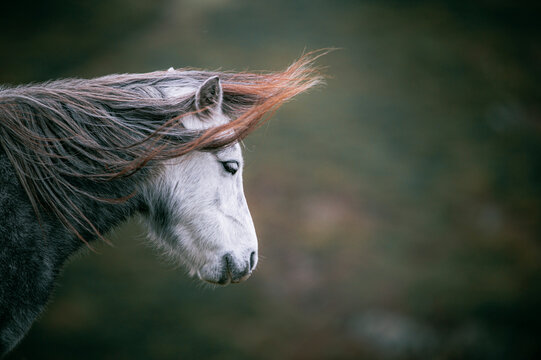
[2,1,540,359]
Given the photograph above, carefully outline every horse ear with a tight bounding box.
[195,76,222,112]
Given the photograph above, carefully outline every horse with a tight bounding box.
[0,52,324,356]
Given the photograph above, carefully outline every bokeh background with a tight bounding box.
[2,1,541,359]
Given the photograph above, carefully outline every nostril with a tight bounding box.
[249,251,257,271]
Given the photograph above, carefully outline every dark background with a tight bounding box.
[2,1,541,359]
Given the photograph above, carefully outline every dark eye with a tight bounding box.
[221,160,239,175]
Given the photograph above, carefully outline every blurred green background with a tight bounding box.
[2,1,541,359]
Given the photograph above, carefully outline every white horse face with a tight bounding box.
[140,76,258,285]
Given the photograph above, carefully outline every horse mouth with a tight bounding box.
[196,251,256,285]
[196,270,252,286]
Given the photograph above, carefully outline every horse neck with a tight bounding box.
[0,146,147,257]
[62,171,150,244]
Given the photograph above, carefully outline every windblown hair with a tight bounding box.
[0,51,325,240]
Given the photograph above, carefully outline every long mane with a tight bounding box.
[0,51,326,240]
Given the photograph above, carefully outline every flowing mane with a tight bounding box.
[0,51,325,240]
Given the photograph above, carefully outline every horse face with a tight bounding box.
[141,76,258,285]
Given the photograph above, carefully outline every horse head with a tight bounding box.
[140,76,258,285]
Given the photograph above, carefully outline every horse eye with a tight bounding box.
[221,160,239,175]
